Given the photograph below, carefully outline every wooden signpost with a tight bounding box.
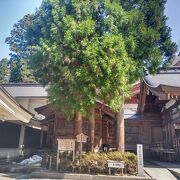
[76,133,88,160]
[56,138,75,170]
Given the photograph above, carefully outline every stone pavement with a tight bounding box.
[147,160,180,179]
[144,161,179,180]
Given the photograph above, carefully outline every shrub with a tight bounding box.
[73,151,137,175]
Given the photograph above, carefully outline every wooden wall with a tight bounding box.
[39,104,164,157]
[125,114,163,157]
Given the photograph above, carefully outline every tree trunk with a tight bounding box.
[88,107,95,152]
[75,112,82,135]
[116,96,125,152]
[137,81,147,114]
[74,112,82,155]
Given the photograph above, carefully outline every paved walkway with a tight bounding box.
[148,160,180,176]
[144,161,178,180]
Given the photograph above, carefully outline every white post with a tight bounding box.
[137,144,144,176]
[19,125,25,156]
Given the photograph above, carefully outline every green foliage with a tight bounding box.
[107,151,137,174]
[6,0,177,116]
[5,14,39,83]
[0,56,36,84]
[9,57,36,83]
[0,58,9,83]
[120,0,177,65]
[5,14,35,57]
[73,151,137,174]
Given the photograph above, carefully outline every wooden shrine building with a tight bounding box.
[35,101,117,152]
[139,66,180,161]
[35,61,180,161]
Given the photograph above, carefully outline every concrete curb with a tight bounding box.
[31,171,155,180]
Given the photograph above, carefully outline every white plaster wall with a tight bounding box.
[15,98,48,115]
[0,148,19,159]
[3,86,48,98]
[0,148,37,159]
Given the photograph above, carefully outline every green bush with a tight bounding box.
[73,151,137,175]
[42,150,137,174]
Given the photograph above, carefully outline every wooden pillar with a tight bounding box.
[102,119,108,144]
[88,107,95,152]
[116,96,124,152]
[99,111,103,149]
[54,112,58,148]
[40,129,44,148]
[74,112,82,154]
[171,122,176,148]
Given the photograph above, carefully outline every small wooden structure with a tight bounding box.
[76,133,88,160]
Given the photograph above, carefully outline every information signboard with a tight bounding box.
[107,160,125,175]
[108,160,125,168]
[57,139,75,151]
[56,138,75,170]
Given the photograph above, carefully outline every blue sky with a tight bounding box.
[0,0,42,59]
[165,0,180,47]
[0,0,180,59]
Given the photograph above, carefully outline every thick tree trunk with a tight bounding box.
[75,112,82,135]
[88,107,95,152]
[74,112,82,155]
[137,81,147,114]
[116,96,125,152]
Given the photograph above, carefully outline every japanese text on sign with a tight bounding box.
[76,133,88,143]
[108,160,125,168]
[57,139,75,151]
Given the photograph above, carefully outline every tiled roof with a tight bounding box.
[2,83,48,98]
[171,56,180,66]
[144,67,180,88]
